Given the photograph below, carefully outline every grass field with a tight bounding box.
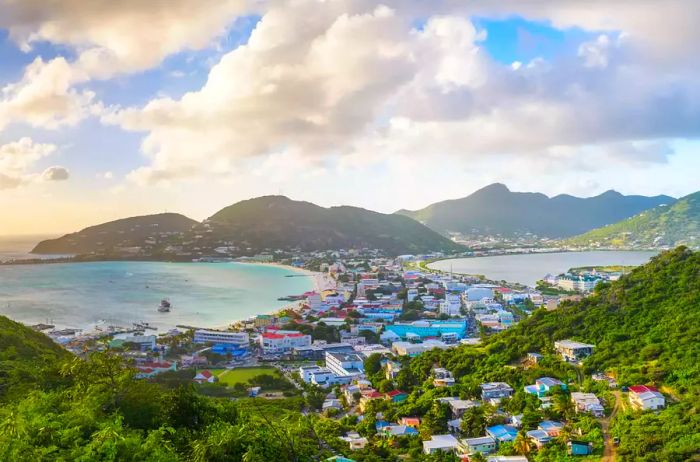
[215,367,281,386]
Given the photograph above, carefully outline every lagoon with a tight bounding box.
[428,250,658,287]
[0,261,314,331]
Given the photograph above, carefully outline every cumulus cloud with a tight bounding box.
[0,0,253,77]
[98,0,700,184]
[41,166,70,181]
[0,137,63,189]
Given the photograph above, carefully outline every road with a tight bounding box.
[601,390,624,461]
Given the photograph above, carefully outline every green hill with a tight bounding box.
[0,316,71,402]
[397,183,675,238]
[564,191,699,249]
[203,195,463,254]
[32,213,198,255]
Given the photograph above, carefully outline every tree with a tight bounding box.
[460,407,487,437]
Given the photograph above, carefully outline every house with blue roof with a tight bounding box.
[538,420,565,437]
[526,429,552,448]
[486,424,518,443]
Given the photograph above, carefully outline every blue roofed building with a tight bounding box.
[384,320,467,341]
[486,425,518,443]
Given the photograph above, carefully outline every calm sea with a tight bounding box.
[429,250,659,287]
[0,261,313,330]
[0,234,67,262]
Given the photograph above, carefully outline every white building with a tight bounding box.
[423,434,460,454]
[440,293,462,316]
[629,385,665,410]
[194,330,249,346]
[325,351,365,377]
[259,331,311,353]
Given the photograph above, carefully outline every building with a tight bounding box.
[447,399,480,418]
[524,377,567,396]
[380,425,419,437]
[432,368,455,387]
[557,274,602,292]
[460,436,497,455]
[629,385,665,410]
[538,420,565,437]
[570,392,605,417]
[259,331,312,353]
[439,293,462,316]
[480,382,514,401]
[385,361,402,380]
[293,342,354,360]
[194,329,249,346]
[568,440,593,456]
[325,351,365,377]
[109,334,157,351]
[422,434,460,455]
[526,429,551,448]
[193,370,217,383]
[485,425,518,443]
[487,457,528,462]
[384,320,467,341]
[554,339,595,362]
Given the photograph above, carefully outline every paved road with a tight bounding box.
[601,390,624,461]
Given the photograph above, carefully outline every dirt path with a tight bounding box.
[601,390,623,461]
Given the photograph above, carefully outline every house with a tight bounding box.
[524,377,566,396]
[385,390,408,403]
[341,432,368,451]
[400,417,421,428]
[447,399,480,419]
[193,370,217,383]
[480,382,514,401]
[527,352,543,364]
[248,386,261,397]
[538,420,565,437]
[460,435,497,455]
[486,425,518,443]
[554,339,595,362]
[629,385,665,410]
[570,392,605,417]
[433,368,456,387]
[385,361,402,380]
[180,354,208,367]
[526,429,551,448]
[322,399,343,411]
[380,425,419,437]
[359,390,384,412]
[109,334,157,351]
[568,440,593,456]
[487,457,529,462]
[325,457,356,462]
[423,434,460,454]
[134,361,176,378]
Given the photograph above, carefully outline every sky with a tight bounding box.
[0,0,699,235]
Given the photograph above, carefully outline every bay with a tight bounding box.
[0,261,314,331]
[428,250,658,287]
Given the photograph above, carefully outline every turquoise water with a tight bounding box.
[429,251,658,287]
[0,261,313,330]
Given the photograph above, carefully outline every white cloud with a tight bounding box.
[0,57,95,130]
[1,0,253,77]
[104,0,700,184]
[0,137,64,189]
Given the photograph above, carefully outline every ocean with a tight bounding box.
[429,250,659,287]
[0,260,314,331]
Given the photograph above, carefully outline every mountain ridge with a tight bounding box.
[396,183,676,238]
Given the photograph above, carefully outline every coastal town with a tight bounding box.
[26,250,667,461]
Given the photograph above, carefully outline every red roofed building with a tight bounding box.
[629,385,665,410]
[259,331,312,353]
[135,360,176,379]
[193,370,217,383]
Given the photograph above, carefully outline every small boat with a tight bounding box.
[158,299,171,313]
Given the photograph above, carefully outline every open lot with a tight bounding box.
[215,367,281,385]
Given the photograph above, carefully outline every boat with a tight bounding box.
[158,299,171,313]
